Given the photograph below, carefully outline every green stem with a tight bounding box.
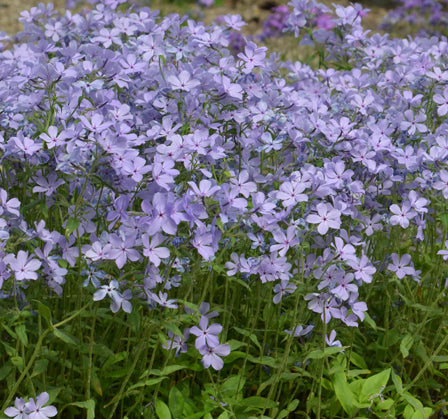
[86,305,98,401]
[106,321,151,419]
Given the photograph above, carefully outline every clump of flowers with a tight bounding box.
[381,0,448,35]
[1,0,448,416]
[5,393,57,419]
[258,5,290,41]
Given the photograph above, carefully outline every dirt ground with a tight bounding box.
[0,0,390,36]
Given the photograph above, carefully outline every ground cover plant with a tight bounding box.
[1,0,448,417]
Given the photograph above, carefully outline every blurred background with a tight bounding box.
[0,0,396,36]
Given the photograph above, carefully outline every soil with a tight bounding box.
[0,0,391,36]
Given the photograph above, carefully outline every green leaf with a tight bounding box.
[359,368,390,403]
[349,352,368,369]
[15,324,28,346]
[0,363,13,380]
[169,386,185,418]
[363,312,377,330]
[234,327,261,350]
[161,365,187,375]
[400,334,414,358]
[155,399,171,419]
[239,396,277,409]
[31,359,49,377]
[10,356,24,372]
[391,371,403,394]
[307,346,345,359]
[70,400,95,419]
[332,368,357,416]
[91,370,103,396]
[401,393,426,417]
[33,300,52,326]
[53,328,78,346]
[221,375,244,398]
[228,339,246,351]
[127,377,167,392]
[65,217,80,238]
[216,413,229,419]
[276,399,299,419]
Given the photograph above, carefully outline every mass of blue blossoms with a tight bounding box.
[1,0,448,415]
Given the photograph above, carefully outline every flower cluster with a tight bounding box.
[381,0,448,36]
[4,392,57,419]
[1,0,448,381]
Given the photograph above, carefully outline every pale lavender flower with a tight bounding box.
[190,316,222,349]
[284,324,314,337]
[389,203,416,228]
[147,291,178,309]
[93,280,125,313]
[4,250,41,281]
[325,330,342,347]
[270,226,299,257]
[237,41,267,73]
[26,392,57,419]
[32,172,65,196]
[142,233,170,267]
[167,70,200,92]
[387,253,415,279]
[437,240,448,260]
[39,126,68,149]
[0,189,20,216]
[433,170,448,198]
[349,254,376,283]
[198,343,230,370]
[306,203,341,235]
[273,280,297,304]
[4,397,27,419]
[163,329,190,356]
[433,87,448,116]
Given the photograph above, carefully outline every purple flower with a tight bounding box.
[167,70,200,92]
[4,397,27,419]
[325,330,342,347]
[433,170,448,199]
[389,203,416,228]
[433,87,448,116]
[437,240,448,260]
[349,254,376,283]
[93,280,132,313]
[331,273,357,301]
[306,203,341,235]
[25,392,57,419]
[162,329,190,356]
[273,279,297,304]
[32,172,65,197]
[237,41,267,74]
[332,237,357,263]
[0,189,20,216]
[4,250,41,281]
[387,254,415,279]
[285,324,314,337]
[39,126,68,149]
[147,290,178,309]
[190,316,222,349]
[198,343,230,370]
[142,233,170,267]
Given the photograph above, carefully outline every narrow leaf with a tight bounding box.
[70,400,95,419]
[400,334,414,358]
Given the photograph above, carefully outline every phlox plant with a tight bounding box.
[381,0,448,36]
[1,0,448,418]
